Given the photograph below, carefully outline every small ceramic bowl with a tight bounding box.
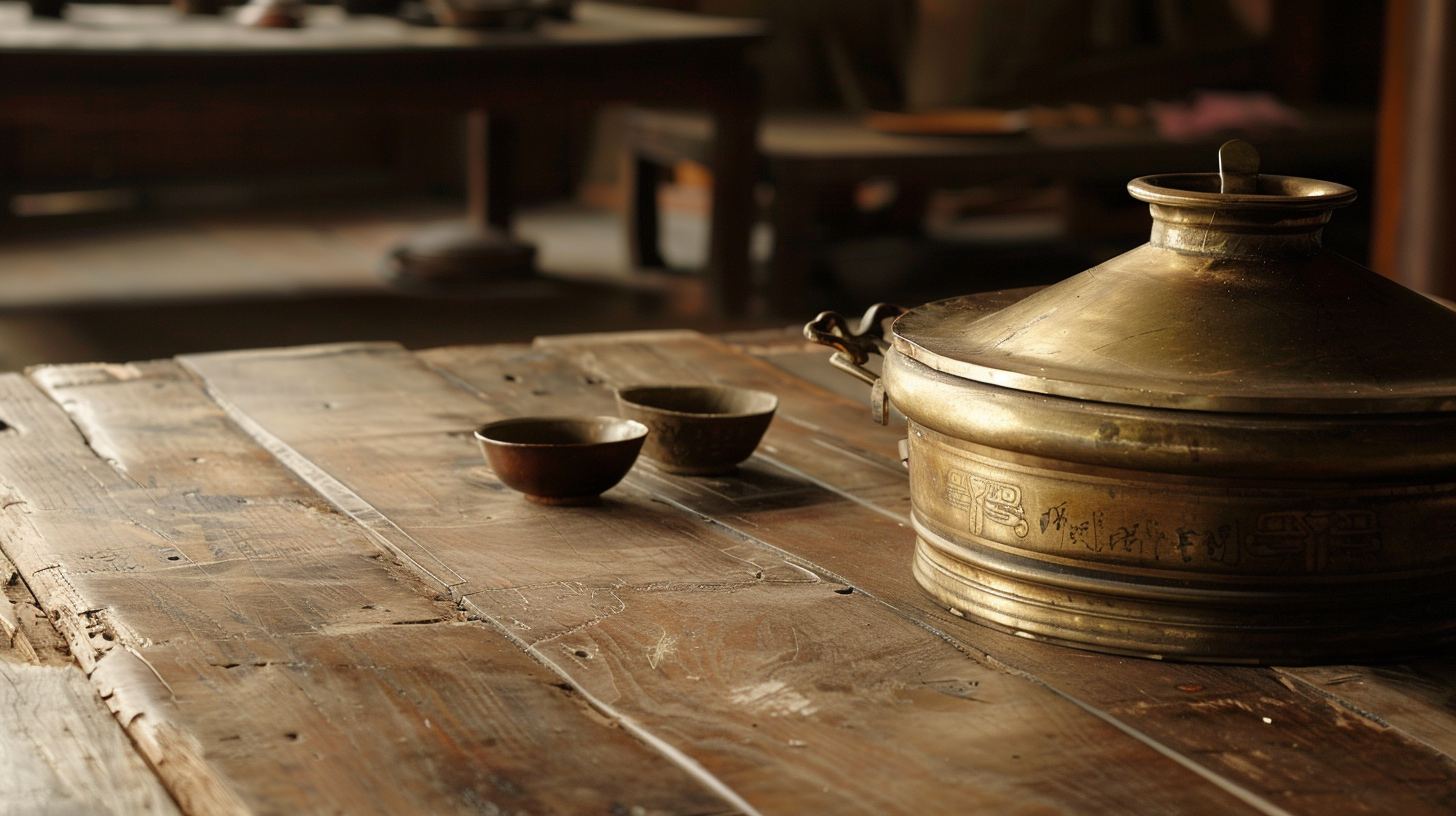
[475,416,648,505]
[615,385,778,476]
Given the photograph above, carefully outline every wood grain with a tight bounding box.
[0,658,183,816]
[0,553,181,816]
[183,340,1282,814]
[4,363,735,816]
[428,331,1456,816]
[1277,662,1456,758]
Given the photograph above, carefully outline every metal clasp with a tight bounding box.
[803,303,905,425]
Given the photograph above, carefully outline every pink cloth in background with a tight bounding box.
[1151,91,1306,142]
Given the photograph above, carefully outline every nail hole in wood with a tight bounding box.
[503,374,519,382]
[834,586,853,595]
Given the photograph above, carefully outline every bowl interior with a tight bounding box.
[476,416,648,446]
[617,385,777,417]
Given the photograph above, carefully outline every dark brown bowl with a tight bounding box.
[475,416,648,505]
[615,385,778,476]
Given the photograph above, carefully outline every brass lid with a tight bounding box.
[892,141,1456,414]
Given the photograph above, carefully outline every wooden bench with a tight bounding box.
[625,108,1375,317]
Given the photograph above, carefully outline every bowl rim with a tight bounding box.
[474,415,649,447]
[614,384,779,419]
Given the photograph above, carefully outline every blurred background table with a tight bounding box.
[0,1,764,311]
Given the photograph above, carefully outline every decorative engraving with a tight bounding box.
[1107,523,1141,554]
[1039,502,1069,534]
[1176,525,1236,566]
[946,469,1029,538]
[1245,510,1381,573]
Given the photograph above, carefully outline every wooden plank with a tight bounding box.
[184,340,1282,815]
[0,550,39,664]
[0,551,182,816]
[0,657,183,816]
[1276,663,1456,758]
[426,332,1456,816]
[4,363,736,816]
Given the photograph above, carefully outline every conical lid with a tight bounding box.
[892,141,1456,414]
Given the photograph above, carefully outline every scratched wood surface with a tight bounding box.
[424,332,1456,816]
[181,341,1268,814]
[0,364,735,816]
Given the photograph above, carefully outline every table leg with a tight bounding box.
[27,0,64,17]
[384,109,536,289]
[767,170,817,319]
[0,125,17,204]
[467,108,516,232]
[626,154,667,269]
[705,92,760,316]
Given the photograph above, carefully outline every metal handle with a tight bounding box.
[804,303,906,425]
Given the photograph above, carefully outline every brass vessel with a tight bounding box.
[806,141,1456,663]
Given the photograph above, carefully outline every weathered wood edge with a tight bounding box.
[0,543,183,816]
[0,459,251,816]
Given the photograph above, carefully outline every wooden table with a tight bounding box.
[0,1,762,313]
[3,330,1455,815]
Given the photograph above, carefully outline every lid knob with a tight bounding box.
[1218,139,1260,194]
[1128,140,1356,258]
